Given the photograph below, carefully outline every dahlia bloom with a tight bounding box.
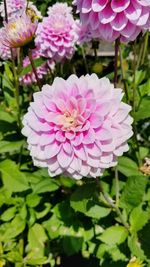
[0,28,16,60]
[2,13,37,48]
[22,74,133,179]
[75,20,93,45]
[20,48,55,85]
[47,3,72,17]
[0,0,42,20]
[73,0,150,42]
[35,3,78,62]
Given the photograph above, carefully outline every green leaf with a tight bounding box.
[26,223,47,258]
[135,97,150,121]
[43,214,61,239]
[128,234,146,261]
[33,178,59,194]
[0,160,29,193]
[70,183,110,219]
[135,70,146,85]
[0,110,15,123]
[0,140,24,154]
[118,157,140,177]
[139,79,150,96]
[63,236,83,256]
[26,194,41,208]
[129,206,150,232]
[6,251,22,263]
[0,121,17,133]
[35,203,51,219]
[1,206,16,221]
[120,175,147,209]
[97,226,128,245]
[2,215,26,241]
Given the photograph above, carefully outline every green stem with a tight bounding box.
[114,38,120,88]
[96,178,129,230]
[132,42,141,165]
[115,166,119,207]
[28,49,42,90]
[11,50,21,128]
[81,46,89,73]
[119,46,129,103]
[141,32,149,65]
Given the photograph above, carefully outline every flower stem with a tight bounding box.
[119,45,129,103]
[81,46,89,73]
[96,178,129,230]
[141,32,149,65]
[28,49,42,90]
[132,41,141,165]
[11,50,21,128]
[114,38,120,88]
[4,0,8,22]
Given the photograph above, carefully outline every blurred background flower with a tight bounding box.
[19,48,55,85]
[35,3,78,62]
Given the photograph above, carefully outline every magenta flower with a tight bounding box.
[22,74,133,179]
[35,3,78,62]
[20,48,55,85]
[73,0,150,42]
[2,13,37,48]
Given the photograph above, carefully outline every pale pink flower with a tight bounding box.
[73,0,150,42]
[0,0,42,20]
[22,74,133,179]
[35,3,78,62]
[20,48,55,85]
[0,28,16,60]
[2,13,37,48]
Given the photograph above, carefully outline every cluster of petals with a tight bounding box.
[73,0,150,42]
[0,28,16,60]
[22,74,133,179]
[0,0,41,20]
[20,48,55,85]
[2,13,37,48]
[35,3,78,62]
[75,20,93,45]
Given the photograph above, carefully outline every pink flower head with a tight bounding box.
[0,27,16,60]
[2,13,37,48]
[75,20,93,45]
[20,48,55,85]
[0,0,42,20]
[47,2,72,17]
[22,74,133,179]
[73,0,150,42]
[35,3,78,62]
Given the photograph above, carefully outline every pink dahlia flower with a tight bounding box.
[35,3,78,62]
[47,3,72,17]
[22,74,133,179]
[20,48,55,85]
[75,20,93,45]
[0,0,42,20]
[73,0,150,42]
[0,28,16,60]
[2,13,37,48]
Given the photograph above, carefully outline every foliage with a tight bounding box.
[0,1,150,267]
